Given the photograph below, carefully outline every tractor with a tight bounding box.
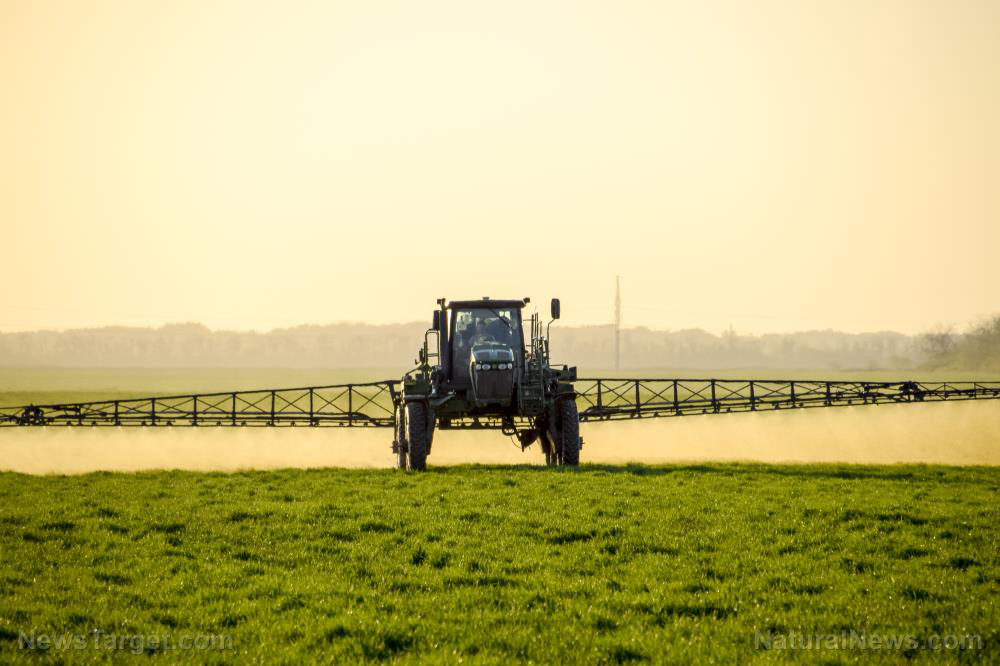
[393,297,579,470]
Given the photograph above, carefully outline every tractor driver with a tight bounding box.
[471,318,494,346]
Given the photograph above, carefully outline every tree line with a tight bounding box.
[0,321,932,370]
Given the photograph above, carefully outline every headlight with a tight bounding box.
[483,364,491,370]
[475,363,482,371]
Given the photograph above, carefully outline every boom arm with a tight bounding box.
[0,381,399,428]
[575,378,1000,421]
[2,378,998,428]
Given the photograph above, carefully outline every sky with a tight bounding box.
[2,0,998,335]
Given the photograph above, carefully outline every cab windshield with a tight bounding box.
[451,307,522,380]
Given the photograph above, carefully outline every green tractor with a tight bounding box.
[393,297,580,470]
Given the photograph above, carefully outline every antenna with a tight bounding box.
[614,276,621,370]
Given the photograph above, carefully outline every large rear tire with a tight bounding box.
[406,402,430,471]
[557,399,580,467]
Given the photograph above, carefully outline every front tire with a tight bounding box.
[406,402,431,471]
[557,399,580,467]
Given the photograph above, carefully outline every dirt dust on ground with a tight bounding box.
[1,401,998,474]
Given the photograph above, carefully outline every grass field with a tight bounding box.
[1,464,997,662]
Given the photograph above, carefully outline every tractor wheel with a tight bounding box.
[394,404,407,470]
[557,399,580,467]
[406,402,431,471]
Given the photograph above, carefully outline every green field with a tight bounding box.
[1,464,997,663]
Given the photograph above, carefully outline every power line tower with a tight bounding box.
[614,275,621,370]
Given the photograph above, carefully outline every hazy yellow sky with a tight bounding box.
[2,0,997,335]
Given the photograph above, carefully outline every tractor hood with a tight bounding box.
[469,342,515,406]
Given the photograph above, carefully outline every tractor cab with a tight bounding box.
[398,295,578,471]
[446,300,525,388]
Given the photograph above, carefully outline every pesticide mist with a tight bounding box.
[1,401,998,474]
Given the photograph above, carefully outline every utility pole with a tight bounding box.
[614,276,621,370]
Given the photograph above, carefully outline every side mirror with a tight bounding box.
[550,298,561,320]
[432,310,441,330]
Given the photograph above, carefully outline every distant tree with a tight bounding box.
[957,315,1000,372]
[918,325,957,359]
